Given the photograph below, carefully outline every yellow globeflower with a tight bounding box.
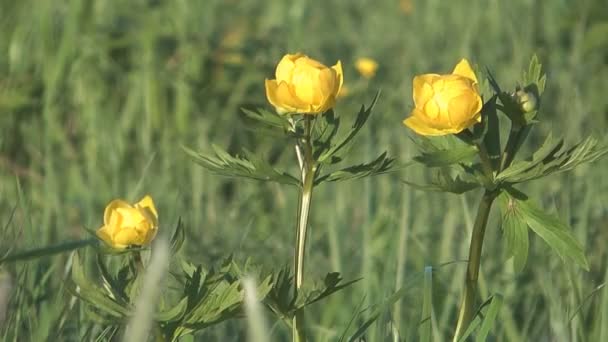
[355,57,379,79]
[265,53,343,114]
[403,59,483,136]
[96,195,158,249]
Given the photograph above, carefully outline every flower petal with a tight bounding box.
[331,60,344,95]
[403,109,449,136]
[135,195,158,227]
[269,79,311,113]
[103,199,131,225]
[295,55,326,69]
[266,79,292,113]
[447,92,482,127]
[96,225,115,246]
[113,228,144,247]
[275,53,302,82]
[452,59,478,83]
[135,195,157,218]
[413,74,439,108]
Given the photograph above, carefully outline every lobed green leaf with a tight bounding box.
[498,193,529,272]
[512,192,589,270]
[184,144,300,186]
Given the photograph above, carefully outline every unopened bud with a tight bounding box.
[513,89,538,113]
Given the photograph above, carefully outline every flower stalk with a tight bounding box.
[453,190,498,341]
[293,116,315,342]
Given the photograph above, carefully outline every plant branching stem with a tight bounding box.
[500,125,524,171]
[293,117,314,342]
[453,190,498,341]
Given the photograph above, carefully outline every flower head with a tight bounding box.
[96,195,158,249]
[265,53,343,114]
[355,57,379,79]
[403,59,483,136]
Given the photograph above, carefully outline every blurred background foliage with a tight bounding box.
[1,0,607,340]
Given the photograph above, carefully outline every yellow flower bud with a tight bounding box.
[514,89,538,113]
[96,195,158,249]
[403,59,483,136]
[265,53,343,115]
[355,57,379,79]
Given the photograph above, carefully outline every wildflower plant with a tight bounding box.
[403,56,608,340]
[186,53,395,341]
[64,197,274,341]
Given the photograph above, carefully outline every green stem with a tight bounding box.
[453,190,497,341]
[476,142,495,182]
[500,125,525,171]
[293,117,315,342]
[0,238,97,264]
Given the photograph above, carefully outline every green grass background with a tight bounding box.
[1,0,608,340]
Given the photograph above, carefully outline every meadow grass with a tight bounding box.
[1,0,608,340]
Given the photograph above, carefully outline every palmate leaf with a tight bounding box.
[315,152,396,184]
[497,136,608,184]
[498,193,529,272]
[241,107,291,131]
[263,267,295,319]
[502,191,589,270]
[313,109,341,162]
[176,257,273,335]
[522,54,546,96]
[67,252,131,319]
[487,55,546,125]
[497,131,562,181]
[403,168,480,194]
[413,144,478,168]
[240,107,294,138]
[156,297,188,322]
[317,92,380,164]
[263,268,359,319]
[183,144,300,186]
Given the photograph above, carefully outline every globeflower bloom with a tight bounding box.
[96,195,158,249]
[355,57,379,79]
[265,53,343,114]
[403,59,483,136]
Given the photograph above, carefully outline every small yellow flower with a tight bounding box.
[403,59,483,136]
[355,57,379,79]
[96,195,158,249]
[265,53,343,114]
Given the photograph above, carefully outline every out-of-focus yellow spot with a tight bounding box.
[400,0,414,14]
[355,57,379,79]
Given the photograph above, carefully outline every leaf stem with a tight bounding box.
[0,238,97,264]
[500,124,525,171]
[476,143,495,181]
[293,116,315,342]
[453,190,498,341]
